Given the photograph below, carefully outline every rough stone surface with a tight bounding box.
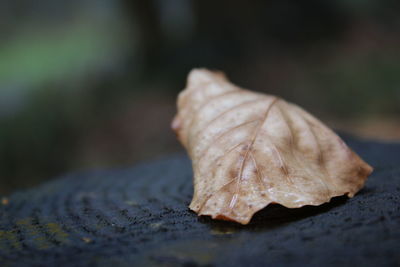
[0,135,399,267]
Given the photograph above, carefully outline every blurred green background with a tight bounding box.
[1,0,399,195]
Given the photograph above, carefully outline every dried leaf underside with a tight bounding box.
[172,69,373,224]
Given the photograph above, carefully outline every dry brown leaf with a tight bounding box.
[172,69,373,225]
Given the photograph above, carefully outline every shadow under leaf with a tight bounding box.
[199,195,349,233]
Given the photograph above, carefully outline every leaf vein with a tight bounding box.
[192,97,265,142]
[187,90,242,135]
[228,97,279,210]
[196,119,260,163]
[249,151,266,192]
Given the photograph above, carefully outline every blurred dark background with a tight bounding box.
[1,0,399,195]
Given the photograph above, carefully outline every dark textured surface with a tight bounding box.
[1,136,400,267]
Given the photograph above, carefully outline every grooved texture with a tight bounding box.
[1,136,400,267]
